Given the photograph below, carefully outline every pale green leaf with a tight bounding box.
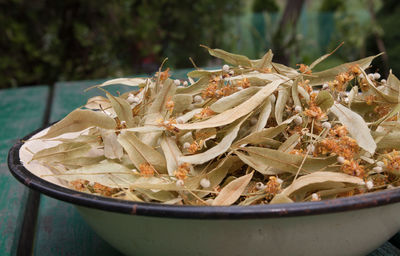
[176,76,209,96]
[210,87,260,113]
[315,90,334,111]
[148,79,176,114]
[270,194,294,204]
[275,86,289,124]
[187,69,222,78]
[202,45,251,67]
[233,118,293,147]
[331,103,376,154]
[278,133,301,152]
[117,131,167,173]
[291,77,301,108]
[160,135,182,176]
[254,49,273,69]
[135,188,176,202]
[347,86,358,108]
[102,89,135,127]
[101,130,123,160]
[254,95,273,132]
[359,68,397,103]
[85,78,147,91]
[308,54,382,86]
[38,109,115,139]
[282,171,364,197]
[139,112,164,147]
[237,147,337,175]
[55,161,136,188]
[179,117,247,165]
[175,79,283,130]
[212,172,254,206]
[32,142,91,163]
[85,96,111,110]
[172,94,193,114]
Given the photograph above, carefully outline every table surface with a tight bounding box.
[2,70,400,255]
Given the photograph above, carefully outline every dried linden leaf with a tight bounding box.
[212,172,254,206]
[38,109,115,139]
[331,103,377,154]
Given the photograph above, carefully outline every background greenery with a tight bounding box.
[1,0,399,89]
[0,0,241,88]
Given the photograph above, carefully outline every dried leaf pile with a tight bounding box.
[30,46,400,206]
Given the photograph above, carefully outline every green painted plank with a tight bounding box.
[50,80,137,123]
[40,80,136,255]
[368,241,400,256]
[389,232,400,248]
[39,71,192,255]
[0,86,49,255]
[34,196,123,256]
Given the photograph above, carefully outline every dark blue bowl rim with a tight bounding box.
[8,124,400,220]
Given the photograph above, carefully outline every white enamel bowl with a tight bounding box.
[8,126,400,256]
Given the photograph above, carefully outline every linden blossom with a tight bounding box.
[30,45,400,206]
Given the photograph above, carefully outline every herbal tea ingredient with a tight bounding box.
[30,45,400,206]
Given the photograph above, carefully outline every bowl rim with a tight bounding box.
[8,125,400,220]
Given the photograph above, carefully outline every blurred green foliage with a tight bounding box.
[252,0,279,13]
[368,0,400,76]
[0,0,241,88]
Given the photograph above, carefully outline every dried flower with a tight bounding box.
[265,177,281,196]
[255,182,266,190]
[341,159,365,178]
[193,95,203,103]
[194,107,215,119]
[237,78,250,89]
[165,100,175,113]
[297,64,312,75]
[127,95,140,104]
[304,105,326,120]
[174,163,191,180]
[365,180,374,190]
[294,105,302,113]
[373,166,383,173]
[183,142,191,149]
[322,122,331,130]
[139,163,156,177]
[365,95,377,105]
[70,179,89,191]
[368,73,375,80]
[293,116,303,125]
[157,68,171,81]
[337,156,345,164]
[176,179,185,187]
[311,193,320,201]
[187,141,203,154]
[200,178,211,188]
[374,73,381,80]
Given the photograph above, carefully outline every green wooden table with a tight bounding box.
[2,75,400,255]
